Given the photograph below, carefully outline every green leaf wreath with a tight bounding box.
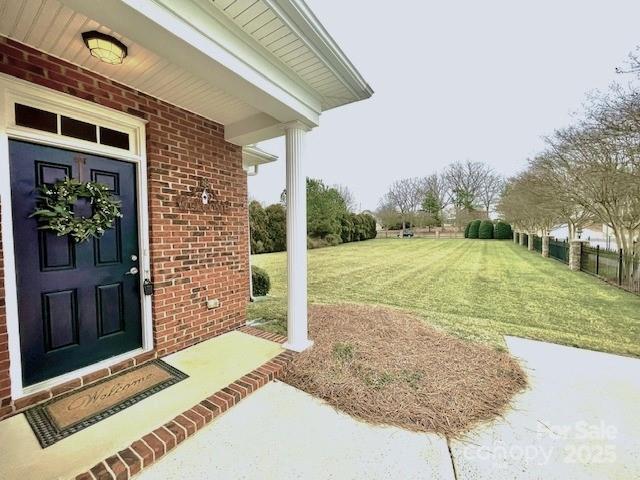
[30,177,123,243]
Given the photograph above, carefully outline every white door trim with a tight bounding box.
[0,73,153,399]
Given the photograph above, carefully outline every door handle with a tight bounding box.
[125,267,139,276]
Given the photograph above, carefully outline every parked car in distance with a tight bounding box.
[399,229,414,238]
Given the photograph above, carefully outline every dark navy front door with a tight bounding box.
[9,140,142,386]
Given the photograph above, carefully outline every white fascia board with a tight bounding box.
[267,0,374,105]
[60,0,320,126]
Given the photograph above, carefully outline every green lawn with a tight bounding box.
[249,239,640,357]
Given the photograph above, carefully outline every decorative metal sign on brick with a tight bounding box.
[176,178,231,214]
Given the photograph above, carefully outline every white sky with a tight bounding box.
[248,0,640,211]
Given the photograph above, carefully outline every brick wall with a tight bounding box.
[0,36,250,418]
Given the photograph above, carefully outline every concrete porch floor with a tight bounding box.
[134,336,640,480]
[0,330,284,480]
[138,381,455,480]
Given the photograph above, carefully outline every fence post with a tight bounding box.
[569,239,586,272]
[527,234,534,251]
[513,231,518,243]
[618,248,623,285]
[519,232,525,246]
[542,236,550,258]
[596,245,600,275]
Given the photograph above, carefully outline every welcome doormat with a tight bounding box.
[25,359,188,448]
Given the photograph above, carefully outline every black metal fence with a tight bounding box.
[521,233,528,246]
[549,238,569,264]
[533,235,542,252]
[581,245,639,295]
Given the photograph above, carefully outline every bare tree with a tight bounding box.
[443,160,490,209]
[543,125,640,251]
[376,199,402,229]
[333,184,357,212]
[382,177,425,229]
[478,172,504,216]
[499,158,593,237]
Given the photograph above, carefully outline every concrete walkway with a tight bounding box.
[450,337,640,479]
[138,381,455,480]
[137,337,640,479]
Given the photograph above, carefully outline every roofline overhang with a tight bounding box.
[267,0,374,106]
[243,145,278,167]
[59,0,372,145]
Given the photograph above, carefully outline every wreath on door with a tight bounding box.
[30,177,123,243]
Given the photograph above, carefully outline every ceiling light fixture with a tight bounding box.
[81,31,128,65]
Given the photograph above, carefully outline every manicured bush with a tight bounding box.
[478,220,494,239]
[468,219,481,239]
[464,222,471,238]
[251,266,271,297]
[494,221,513,240]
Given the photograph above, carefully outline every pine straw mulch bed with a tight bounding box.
[281,304,527,439]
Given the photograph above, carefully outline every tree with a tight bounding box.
[376,200,403,230]
[543,125,640,252]
[265,204,286,252]
[443,160,490,209]
[422,173,449,222]
[248,200,271,253]
[421,190,443,227]
[497,170,562,236]
[382,177,425,229]
[334,184,358,212]
[478,172,504,216]
[306,178,348,238]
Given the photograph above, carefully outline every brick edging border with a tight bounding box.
[238,325,288,344]
[76,347,295,480]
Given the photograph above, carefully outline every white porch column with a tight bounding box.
[284,122,313,352]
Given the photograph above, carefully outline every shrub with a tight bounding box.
[325,233,342,246]
[468,219,481,239]
[479,220,494,239]
[251,266,271,297]
[494,221,513,240]
[464,222,471,238]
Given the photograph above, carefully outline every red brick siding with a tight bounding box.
[0,36,249,419]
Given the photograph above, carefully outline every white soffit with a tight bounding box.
[0,0,371,145]
[207,0,373,110]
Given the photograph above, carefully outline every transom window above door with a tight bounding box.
[14,103,130,150]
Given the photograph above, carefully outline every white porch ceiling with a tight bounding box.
[0,0,261,125]
[0,0,371,144]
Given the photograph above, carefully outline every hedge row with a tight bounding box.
[464,220,512,240]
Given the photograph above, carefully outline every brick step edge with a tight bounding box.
[238,325,287,344]
[75,349,296,480]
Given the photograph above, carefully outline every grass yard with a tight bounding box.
[249,239,640,357]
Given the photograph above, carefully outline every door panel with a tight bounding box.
[9,140,143,386]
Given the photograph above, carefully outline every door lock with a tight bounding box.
[125,267,139,275]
